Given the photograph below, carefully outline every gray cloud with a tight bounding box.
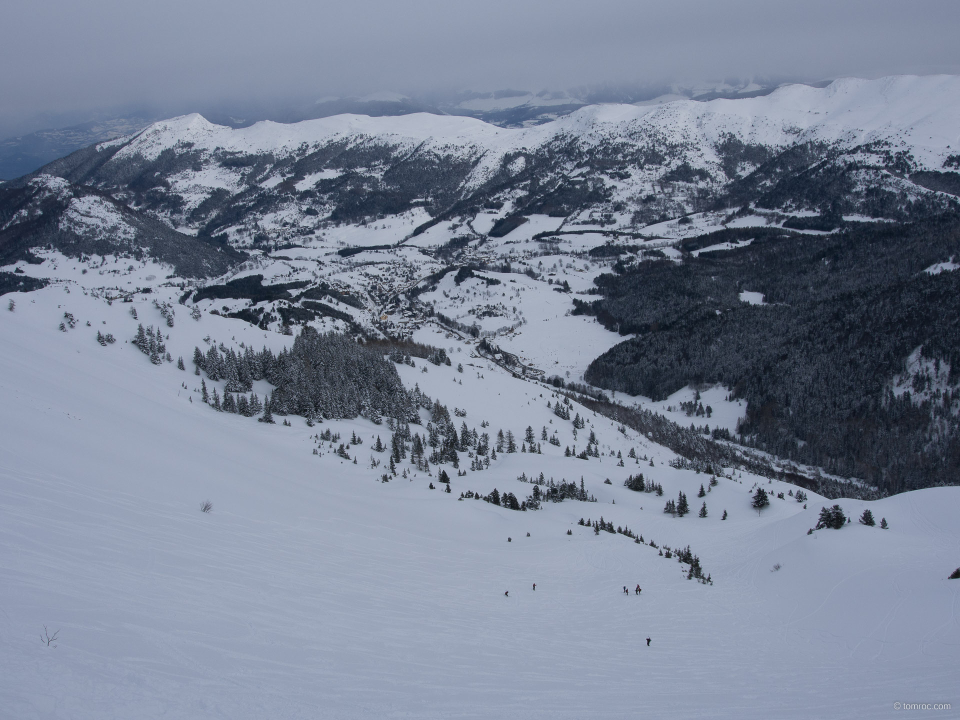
[2,0,959,134]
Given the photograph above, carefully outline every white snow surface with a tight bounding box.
[739,291,767,305]
[0,281,958,719]
[59,195,136,242]
[924,260,959,275]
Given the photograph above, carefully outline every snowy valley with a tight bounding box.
[1,75,959,718]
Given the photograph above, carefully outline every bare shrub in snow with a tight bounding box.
[41,626,59,647]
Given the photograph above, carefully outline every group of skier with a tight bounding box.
[504,583,649,645]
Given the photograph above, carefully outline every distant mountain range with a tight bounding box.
[0,80,788,180]
[4,74,955,266]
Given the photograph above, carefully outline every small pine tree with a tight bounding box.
[259,397,275,424]
[222,392,236,413]
[816,504,846,530]
[752,487,769,514]
[177,356,185,371]
[880,517,888,529]
[859,509,875,526]
[698,484,706,498]
[698,502,707,518]
[676,492,689,517]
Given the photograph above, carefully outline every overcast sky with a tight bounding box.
[2,0,959,135]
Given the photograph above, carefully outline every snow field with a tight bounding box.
[0,284,958,719]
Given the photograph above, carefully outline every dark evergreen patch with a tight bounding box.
[195,328,417,423]
[192,274,309,304]
[488,215,529,238]
[584,217,960,494]
[0,271,46,296]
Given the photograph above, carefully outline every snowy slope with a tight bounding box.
[1,282,957,719]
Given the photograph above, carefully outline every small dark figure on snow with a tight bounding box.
[504,591,509,597]
[532,583,536,591]
[635,585,641,595]
[623,586,629,594]
[646,638,651,646]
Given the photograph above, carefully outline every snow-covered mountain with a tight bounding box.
[1,75,959,716]
[6,75,955,259]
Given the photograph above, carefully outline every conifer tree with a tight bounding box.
[134,324,148,352]
[676,491,689,517]
[859,509,876,526]
[816,504,846,529]
[698,484,706,498]
[880,517,888,529]
[699,502,708,518]
[259,396,275,424]
[752,487,770,515]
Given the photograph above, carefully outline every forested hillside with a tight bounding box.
[583,218,960,493]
